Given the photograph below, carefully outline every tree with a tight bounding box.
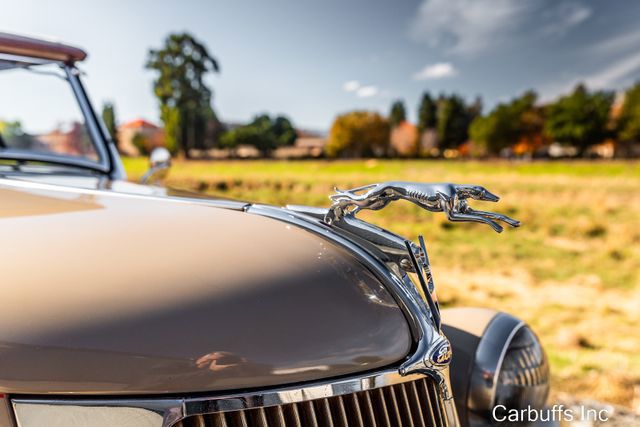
[131,132,149,156]
[389,100,406,128]
[146,33,220,157]
[326,111,390,158]
[0,120,29,149]
[468,96,483,118]
[545,84,614,156]
[414,92,438,155]
[101,102,118,148]
[220,114,297,156]
[436,95,471,149]
[272,116,297,147]
[0,120,22,139]
[617,82,640,156]
[470,90,543,155]
[417,92,437,132]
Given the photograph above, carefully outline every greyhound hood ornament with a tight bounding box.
[324,181,520,232]
[289,181,518,405]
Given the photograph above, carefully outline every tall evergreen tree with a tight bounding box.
[417,92,437,133]
[146,33,220,157]
[101,102,118,148]
[389,100,407,128]
[436,95,471,149]
[617,81,640,156]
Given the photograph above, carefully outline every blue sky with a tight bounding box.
[4,0,640,131]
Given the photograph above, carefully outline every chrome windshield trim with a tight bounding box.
[64,65,112,174]
[12,369,427,427]
[0,149,107,174]
[0,52,61,66]
[0,61,113,175]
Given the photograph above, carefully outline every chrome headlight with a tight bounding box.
[493,326,550,413]
[442,308,550,426]
[468,312,550,424]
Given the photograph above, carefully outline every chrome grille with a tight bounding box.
[175,377,445,427]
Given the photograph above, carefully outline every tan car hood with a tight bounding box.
[0,180,411,395]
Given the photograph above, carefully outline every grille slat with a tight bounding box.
[209,412,229,427]
[266,405,287,427]
[230,410,249,427]
[417,375,439,426]
[383,384,403,426]
[396,383,414,426]
[252,408,269,427]
[329,395,349,427]
[345,392,365,427]
[301,400,319,427]
[372,387,392,427]
[283,403,302,427]
[178,377,445,427]
[315,398,335,427]
[359,390,378,427]
[408,381,427,427]
[426,378,445,425]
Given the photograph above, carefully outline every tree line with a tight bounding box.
[327,83,640,158]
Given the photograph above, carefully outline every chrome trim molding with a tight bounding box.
[287,204,424,274]
[248,204,460,426]
[0,52,60,65]
[0,177,249,211]
[64,65,112,174]
[12,369,429,427]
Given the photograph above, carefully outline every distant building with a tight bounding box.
[117,119,165,156]
[38,122,97,159]
[273,129,326,158]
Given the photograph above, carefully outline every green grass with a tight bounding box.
[124,157,640,407]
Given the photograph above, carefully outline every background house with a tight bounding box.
[118,119,165,156]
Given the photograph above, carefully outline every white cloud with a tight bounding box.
[409,0,530,54]
[342,80,360,92]
[540,2,591,36]
[356,86,379,98]
[539,27,640,102]
[585,52,640,90]
[590,28,640,55]
[540,51,640,102]
[409,0,591,54]
[413,62,457,80]
[343,80,380,98]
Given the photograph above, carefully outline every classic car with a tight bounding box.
[0,32,549,427]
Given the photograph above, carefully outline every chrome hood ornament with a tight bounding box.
[324,181,520,232]
[319,182,519,382]
[289,181,518,416]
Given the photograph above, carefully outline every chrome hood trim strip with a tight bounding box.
[0,177,248,210]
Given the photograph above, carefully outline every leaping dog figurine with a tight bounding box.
[324,181,520,233]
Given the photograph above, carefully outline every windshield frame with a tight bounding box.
[0,53,118,176]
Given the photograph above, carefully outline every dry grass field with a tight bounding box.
[125,158,640,409]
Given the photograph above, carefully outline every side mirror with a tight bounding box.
[141,147,171,184]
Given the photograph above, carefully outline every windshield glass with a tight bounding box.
[0,61,101,166]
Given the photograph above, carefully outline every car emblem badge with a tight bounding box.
[430,339,453,367]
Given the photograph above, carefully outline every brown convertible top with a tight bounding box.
[0,32,86,63]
